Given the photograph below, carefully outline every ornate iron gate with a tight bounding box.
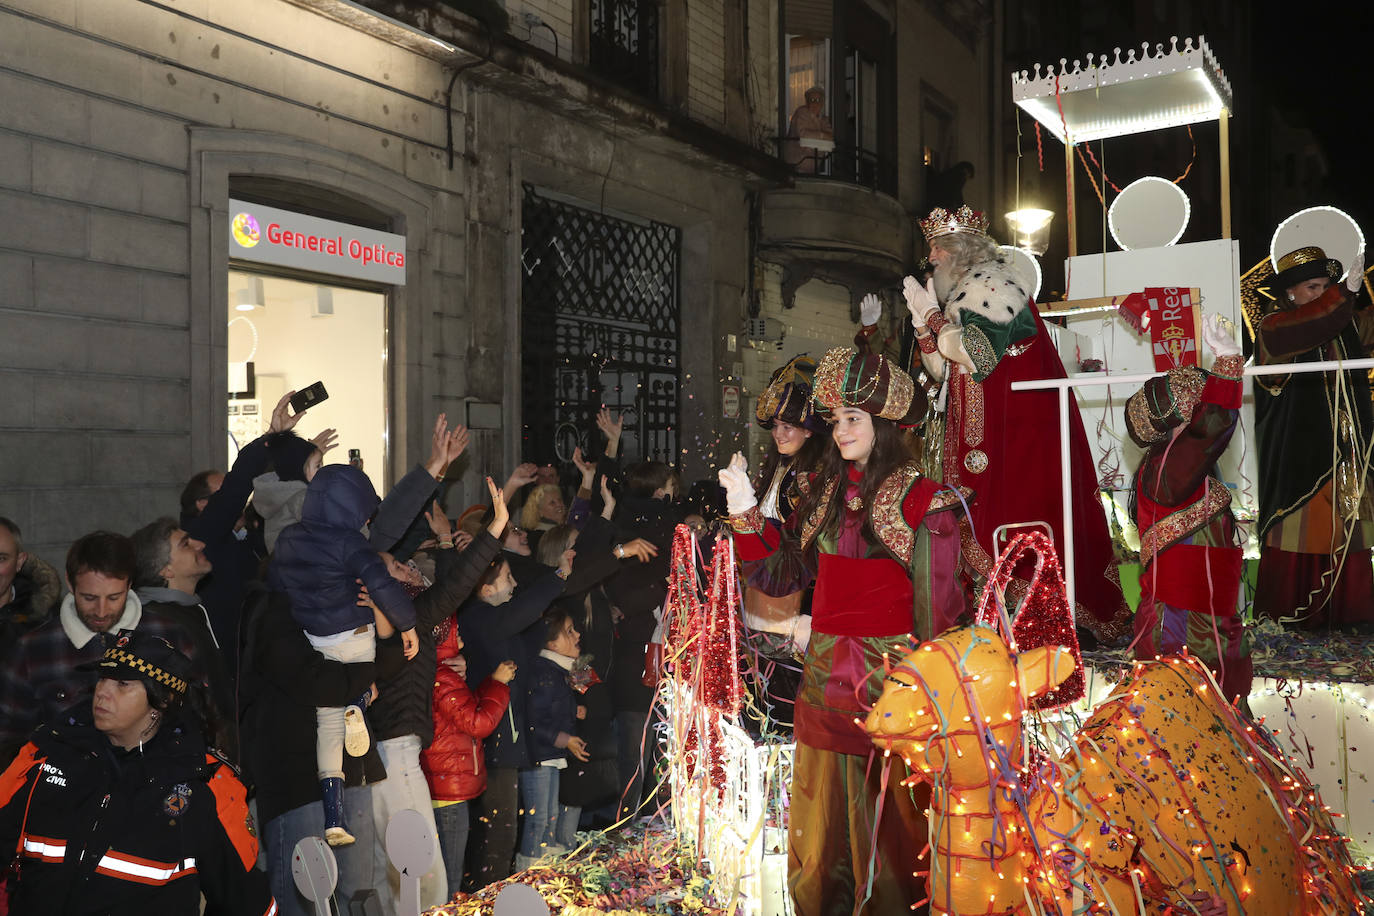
[520,185,681,468]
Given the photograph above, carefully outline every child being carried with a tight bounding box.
[269,464,419,846]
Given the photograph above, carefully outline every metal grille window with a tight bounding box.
[589,0,659,98]
[520,185,681,469]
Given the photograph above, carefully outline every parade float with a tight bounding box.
[433,33,1374,916]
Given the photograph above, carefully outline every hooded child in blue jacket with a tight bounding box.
[268,464,419,846]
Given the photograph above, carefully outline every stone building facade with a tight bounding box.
[0,0,999,561]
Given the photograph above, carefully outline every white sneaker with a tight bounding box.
[325,826,356,847]
[343,705,370,757]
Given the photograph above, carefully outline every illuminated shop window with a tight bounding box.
[226,270,388,492]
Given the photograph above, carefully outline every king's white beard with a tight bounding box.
[932,259,961,304]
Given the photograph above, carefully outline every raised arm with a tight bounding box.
[596,407,624,460]
[370,413,467,550]
[720,452,814,595]
[1136,318,1243,506]
[501,462,538,506]
[1257,283,1356,362]
[567,447,597,530]
[187,392,292,542]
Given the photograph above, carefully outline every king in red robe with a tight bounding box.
[906,206,1131,641]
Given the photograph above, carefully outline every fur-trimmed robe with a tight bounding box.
[921,254,1035,383]
[918,256,1132,639]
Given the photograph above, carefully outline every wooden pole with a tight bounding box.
[1065,142,1077,257]
[1219,110,1232,239]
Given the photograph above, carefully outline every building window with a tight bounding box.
[589,0,659,98]
[842,48,881,187]
[519,185,681,469]
[779,0,894,192]
[921,84,966,211]
[782,35,834,174]
[226,270,387,489]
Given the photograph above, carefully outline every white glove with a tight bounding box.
[1201,313,1241,358]
[1347,247,1365,293]
[903,274,939,328]
[717,451,757,516]
[859,293,882,326]
[791,614,812,654]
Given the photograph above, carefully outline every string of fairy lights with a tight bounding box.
[659,523,1366,914]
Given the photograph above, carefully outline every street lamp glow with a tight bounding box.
[1005,209,1055,256]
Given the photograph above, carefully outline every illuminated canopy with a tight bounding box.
[1011,36,1232,144]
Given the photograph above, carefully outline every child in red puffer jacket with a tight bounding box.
[421,621,515,893]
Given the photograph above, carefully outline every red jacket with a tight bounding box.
[420,627,510,802]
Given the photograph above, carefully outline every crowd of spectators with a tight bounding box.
[0,394,718,914]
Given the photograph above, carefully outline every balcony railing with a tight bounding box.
[776,138,894,193]
[589,0,659,98]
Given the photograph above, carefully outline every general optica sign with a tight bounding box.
[228,199,407,285]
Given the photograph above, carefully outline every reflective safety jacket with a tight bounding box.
[0,718,275,915]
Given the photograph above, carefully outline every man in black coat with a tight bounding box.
[239,588,384,916]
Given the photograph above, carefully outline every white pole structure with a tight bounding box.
[1010,357,1374,617]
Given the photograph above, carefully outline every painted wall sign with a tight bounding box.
[229,199,407,285]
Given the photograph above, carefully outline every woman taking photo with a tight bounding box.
[718,342,969,916]
[0,631,273,914]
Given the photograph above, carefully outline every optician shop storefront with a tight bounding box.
[226,199,406,494]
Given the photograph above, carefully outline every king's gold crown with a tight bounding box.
[920,205,989,242]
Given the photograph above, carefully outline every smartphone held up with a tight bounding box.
[289,381,328,415]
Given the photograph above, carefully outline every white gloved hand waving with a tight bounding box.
[1347,248,1365,293]
[717,451,757,516]
[1202,313,1241,358]
[903,274,939,328]
[859,293,882,326]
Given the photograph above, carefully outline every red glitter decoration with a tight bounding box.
[973,529,1084,709]
[663,524,703,653]
[662,525,745,800]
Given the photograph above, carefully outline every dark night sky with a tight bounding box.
[1001,0,1374,294]
[1254,0,1373,228]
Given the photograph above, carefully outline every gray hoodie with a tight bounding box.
[252,471,308,552]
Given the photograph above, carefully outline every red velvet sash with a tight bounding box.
[1140,543,1241,616]
[811,553,913,636]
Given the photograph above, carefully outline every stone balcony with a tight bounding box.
[757,176,913,316]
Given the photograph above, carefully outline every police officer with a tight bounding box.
[0,631,275,914]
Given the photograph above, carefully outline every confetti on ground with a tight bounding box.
[428,821,729,916]
[1081,618,1374,684]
